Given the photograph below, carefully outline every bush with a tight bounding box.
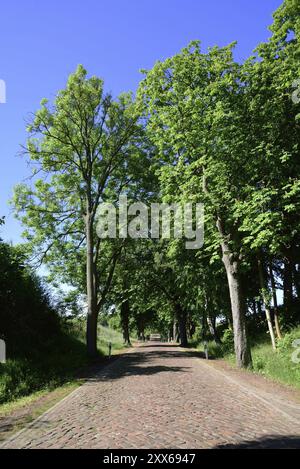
[276,327,300,356]
[221,329,235,354]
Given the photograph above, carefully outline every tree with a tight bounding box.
[0,240,60,357]
[14,65,142,357]
[138,42,253,367]
[235,0,300,330]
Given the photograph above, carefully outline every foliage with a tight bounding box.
[0,321,127,405]
[3,0,300,374]
[0,241,60,357]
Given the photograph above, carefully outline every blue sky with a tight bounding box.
[0,0,282,244]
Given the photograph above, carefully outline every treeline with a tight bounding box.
[0,236,89,403]
[0,239,60,358]
[10,0,300,368]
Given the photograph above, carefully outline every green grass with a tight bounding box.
[0,322,127,406]
[0,381,79,417]
[0,381,81,442]
[192,326,300,389]
[98,324,127,353]
[70,319,127,353]
[0,331,87,405]
[250,328,300,388]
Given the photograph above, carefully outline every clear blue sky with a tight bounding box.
[0,0,282,244]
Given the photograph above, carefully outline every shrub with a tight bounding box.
[221,328,235,354]
[277,327,300,357]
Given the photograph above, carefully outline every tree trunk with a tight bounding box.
[189,321,196,339]
[201,309,207,341]
[205,291,221,344]
[257,258,276,350]
[175,303,188,347]
[293,264,300,299]
[257,300,263,317]
[269,263,282,339]
[173,319,178,343]
[216,218,252,368]
[86,217,98,358]
[121,299,131,345]
[283,255,293,311]
[207,314,221,345]
[224,257,252,367]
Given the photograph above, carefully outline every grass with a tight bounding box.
[0,332,87,405]
[250,328,300,388]
[0,381,80,442]
[191,326,300,389]
[0,323,128,441]
[0,322,127,407]
[98,324,127,353]
[0,381,79,417]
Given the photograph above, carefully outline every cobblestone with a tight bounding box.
[2,343,300,449]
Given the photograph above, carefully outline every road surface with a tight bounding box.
[2,343,300,449]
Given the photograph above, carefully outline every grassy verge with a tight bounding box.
[0,323,126,407]
[190,326,300,389]
[0,323,129,440]
[98,324,128,353]
[0,332,87,406]
[0,381,80,442]
[0,381,79,417]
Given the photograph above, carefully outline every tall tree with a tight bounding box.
[14,66,142,357]
[138,42,253,367]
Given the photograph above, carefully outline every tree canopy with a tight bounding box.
[9,0,300,368]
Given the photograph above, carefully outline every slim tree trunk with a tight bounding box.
[189,321,196,339]
[269,264,282,339]
[216,218,252,368]
[173,319,178,343]
[205,291,221,344]
[86,216,98,358]
[257,258,276,350]
[175,303,188,347]
[201,310,207,341]
[207,314,221,345]
[257,300,263,317]
[283,256,293,311]
[293,264,300,299]
[121,299,131,345]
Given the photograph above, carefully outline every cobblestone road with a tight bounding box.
[2,343,300,449]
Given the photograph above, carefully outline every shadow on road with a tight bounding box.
[86,345,200,382]
[214,435,300,449]
[137,343,180,348]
